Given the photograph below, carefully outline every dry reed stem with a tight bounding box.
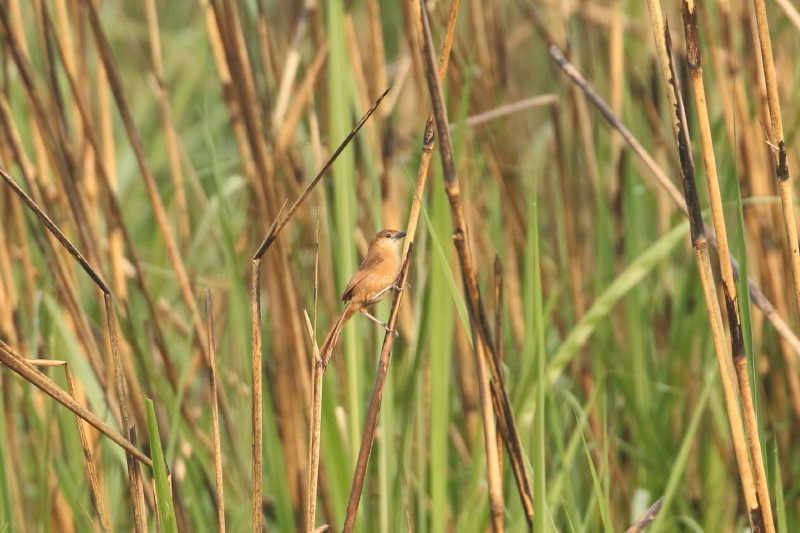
[253,88,390,258]
[494,257,505,472]
[249,258,264,532]
[340,0,463,528]
[0,167,109,293]
[449,94,558,131]
[0,341,151,466]
[681,0,743,340]
[272,0,318,131]
[546,45,800,361]
[366,0,388,102]
[305,217,325,532]
[84,0,208,353]
[695,243,761,524]
[209,0,274,212]
[644,3,769,528]
[248,88,388,532]
[474,331,505,531]
[751,0,800,332]
[418,3,534,527]
[276,41,329,151]
[682,6,777,530]
[28,360,111,532]
[144,0,190,246]
[39,6,180,387]
[624,496,664,533]
[126,425,148,532]
[303,311,323,533]
[104,293,147,531]
[205,292,226,533]
[199,0,257,186]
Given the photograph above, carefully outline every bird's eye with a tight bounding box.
[385,233,391,238]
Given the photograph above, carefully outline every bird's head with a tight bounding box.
[369,229,406,254]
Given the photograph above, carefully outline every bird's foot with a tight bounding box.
[382,323,399,337]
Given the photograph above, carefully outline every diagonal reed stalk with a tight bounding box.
[624,496,663,533]
[415,1,534,529]
[82,0,208,357]
[0,164,150,526]
[0,340,150,468]
[544,45,800,363]
[250,90,389,531]
[25,359,111,532]
[340,0,465,529]
[644,1,774,529]
[418,5,508,529]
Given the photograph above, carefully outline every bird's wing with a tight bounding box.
[341,252,383,302]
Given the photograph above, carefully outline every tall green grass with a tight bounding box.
[0,1,798,531]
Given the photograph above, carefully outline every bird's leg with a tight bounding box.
[373,285,394,300]
[375,282,409,301]
[359,308,398,337]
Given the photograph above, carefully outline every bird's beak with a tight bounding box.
[395,231,407,239]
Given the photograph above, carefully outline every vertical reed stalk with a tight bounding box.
[340,0,463,528]
[546,45,800,362]
[418,1,533,527]
[205,292,226,533]
[750,0,800,323]
[249,258,264,532]
[681,4,776,531]
[644,2,772,528]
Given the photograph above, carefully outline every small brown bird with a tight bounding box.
[319,229,406,361]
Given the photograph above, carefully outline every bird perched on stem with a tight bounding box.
[319,229,406,364]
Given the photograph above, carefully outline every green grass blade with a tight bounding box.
[145,397,178,533]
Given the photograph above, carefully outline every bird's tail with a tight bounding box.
[319,303,356,365]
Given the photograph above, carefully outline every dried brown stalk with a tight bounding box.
[144,0,190,246]
[546,45,800,362]
[681,4,776,531]
[104,293,147,532]
[0,341,150,467]
[83,0,208,356]
[28,359,111,532]
[474,329,505,531]
[206,292,226,533]
[305,215,328,532]
[340,0,464,529]
[303,311,323,533]
[750,0,800,327]
[249,256,264,533]
[624,496,664,533]
[644,1,771,528]
[449,95,558,131]
[249,89,389,531]
[418,1,533,528]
